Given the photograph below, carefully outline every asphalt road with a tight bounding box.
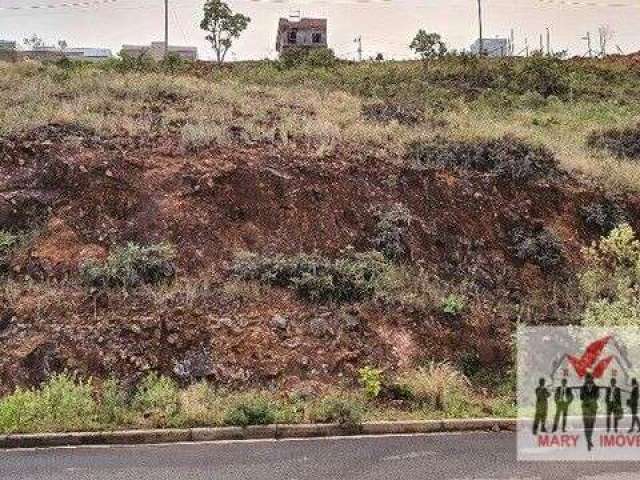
[2,432,640,480]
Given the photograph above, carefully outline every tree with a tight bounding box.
[200,0,250,63]
[57,40,68,52]
[409,30,447,62]
[23,34,45,50]
[598,25,614,57]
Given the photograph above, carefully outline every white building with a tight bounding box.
[0,40,16,50]
[470,38,509,57]
[64,48,113,62]
[121,41,198,61]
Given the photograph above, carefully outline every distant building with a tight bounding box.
[63,48,113,62]
[18,47,112,62]
[276,17,328,54]
[120,41,198,61]
[20,48,65,62]
[0,40,16,50]
[470,38,509,57]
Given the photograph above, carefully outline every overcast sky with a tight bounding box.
[0,0,638,60]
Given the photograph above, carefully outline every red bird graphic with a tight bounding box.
[567,336,613,378]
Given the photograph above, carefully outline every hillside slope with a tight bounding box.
[1,57,639,395]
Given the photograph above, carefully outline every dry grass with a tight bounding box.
[448,99,640,191]
[1,60,639,192]
[0,62,429,157]
[393,362,471,411]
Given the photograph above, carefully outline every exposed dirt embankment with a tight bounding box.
[1,125,638,394]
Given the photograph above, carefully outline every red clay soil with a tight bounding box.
[0,124,638,394]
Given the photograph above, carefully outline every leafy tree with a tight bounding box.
[57,40,68,52]
[23,34,45,50]
[409,30,447,62]
[200,0,250,63]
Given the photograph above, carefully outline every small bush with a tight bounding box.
[0,230,18,254]
[97,378,129,426]
[510,56,569,98]
[509,226,563,270]
[373,264,443,311]
[223,393,276,427]
[81,242,176,289]
[160,53,190,74]
[393,363,470,411]
[108,52,158,73]
[279,47,336,69]
[587,125,640,159]
[231,250,390,302]
[305,48,337,68]
[458,352,482,378]
[180,123,230,151]
[371,204,412,261]
[579,200,627,235]
[580,224,640,328]
[441,294,466,315]
[408,135,558,181]
[308,395,364,425]
[361,100,423,125]
[132,373,180,427]
[0,230,19,274]
[358,366,383,400]
[177,382,216,426]
[381,382,415,401]
[0,374,97,433]
[0,388,40,433]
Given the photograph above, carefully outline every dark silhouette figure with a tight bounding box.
[628,378,640,433]
[580,373,600,451]
[605,378,623,433]
[533,378,550,435]
[552,378,574,433]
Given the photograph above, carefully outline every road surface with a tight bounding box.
[2,432,639,479]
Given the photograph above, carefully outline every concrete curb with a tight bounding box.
[0,418,516,449]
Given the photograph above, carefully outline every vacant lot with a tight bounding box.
[0,55,639,430]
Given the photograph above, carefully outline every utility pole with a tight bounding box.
[599,25,613,57]
[546,27,551,56]
[354,36,362,62]
[164,0,169,59]
[539,34,544,54]
[477,0,484,56]
[583,31,592,58]
[510,28,515,56]
[525,37,529,57]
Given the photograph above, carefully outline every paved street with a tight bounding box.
[2,432,640,480]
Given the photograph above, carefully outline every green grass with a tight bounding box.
[1,56,639,191]
[80,242,176,290]
[0,370,514,434]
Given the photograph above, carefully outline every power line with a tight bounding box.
[535,0,639,8]
[0,0,125,11]
[171,5,188,44]
[3,0,640,10]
